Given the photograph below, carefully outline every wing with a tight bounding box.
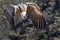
[34,15,46,31]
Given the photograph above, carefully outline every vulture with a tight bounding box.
[4,4,33,35]
[4,3,46,35]
[26,3,46,31]
[17,3,46,31]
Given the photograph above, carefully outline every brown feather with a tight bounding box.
[27,3,46,30]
